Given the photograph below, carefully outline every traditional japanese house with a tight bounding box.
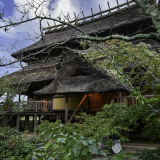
[2,0,160,131]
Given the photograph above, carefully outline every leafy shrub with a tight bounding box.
[35,120,108,160]
[137,147,160,160]
[0,127,36,160]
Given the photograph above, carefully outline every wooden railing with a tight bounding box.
[42,0,135,31]
[1,101,53,113]
[114,95,160,106]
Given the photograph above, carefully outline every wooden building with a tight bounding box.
[2,1,160,132]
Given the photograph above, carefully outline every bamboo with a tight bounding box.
[68,94,88,123]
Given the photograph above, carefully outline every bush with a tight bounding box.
[0,127,36,160]
[35,120,108,160]
[137,147,160,160]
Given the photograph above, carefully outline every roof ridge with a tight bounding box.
[43,0,135,33]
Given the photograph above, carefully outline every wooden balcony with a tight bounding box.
[2,101,53,113]
[114,95,159,106]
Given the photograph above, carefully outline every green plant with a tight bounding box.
[137,147,160,160]
[35,120,108,160]
[112,150,134,160]
[0,127,36,160]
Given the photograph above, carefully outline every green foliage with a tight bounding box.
[0,74,30,116]
[137,147,160,160]
[35,120,108,160]
[0,127,36,160]
[81,40,160,94]
[112,150,134,160]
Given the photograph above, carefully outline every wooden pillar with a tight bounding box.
[105,93,108,104]
[34,114,37,134]
[38,116,41,124]
[3,116,7,127]
[19,94,21,102]
[24,116,29,131]
[32,116,34,128]
[15,114,20,131]
[65,95,68,124]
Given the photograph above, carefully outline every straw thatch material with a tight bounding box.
[34,55,129,95]
[12,5,150,59]
[7,61,57,85]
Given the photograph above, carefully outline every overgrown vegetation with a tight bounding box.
[0,127,37,160]
[1,100,160,159]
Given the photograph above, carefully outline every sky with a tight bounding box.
[0,0,128,76]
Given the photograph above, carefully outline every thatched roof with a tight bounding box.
[12,5,150,59]
[7,60,57,85]
[34,56,129,95]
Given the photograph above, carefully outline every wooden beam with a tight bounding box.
[68,94,88,123]
[65,95,68,123]
[24,115,29,131]
[34,114,37,134]
[15,114,20,131]
[3,116,7,127]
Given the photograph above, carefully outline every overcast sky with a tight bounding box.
[0,0,127,76]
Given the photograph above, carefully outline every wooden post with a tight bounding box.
[82,11,86,22]
[38,116,41,124]
[107,2,111,14]
[32,116,34,128]
[127,0,129,7]
[116,0,120,9]
[24,116,29,131]
[74,13,78,25]
[99,5,102,16]
[3,116,7,127]
[65,95,68,123]
[54,21,57,29]
[34,114,37,134]
[15,114,20,131]
[91,8,94,18]
[105,94,108,104]
[19,94,21,102]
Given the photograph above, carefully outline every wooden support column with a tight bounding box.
[15,114,20,131]
[3,116,7,127]
[34,114,37,134]
[38,116,41,124]
[24,116,29,131]
[65,95,68,124]
[105,93,108,104]
[32,116,34,128]
[19,94,21,102]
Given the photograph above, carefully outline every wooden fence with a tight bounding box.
[42,0,135,31]
[114,95,160,106]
